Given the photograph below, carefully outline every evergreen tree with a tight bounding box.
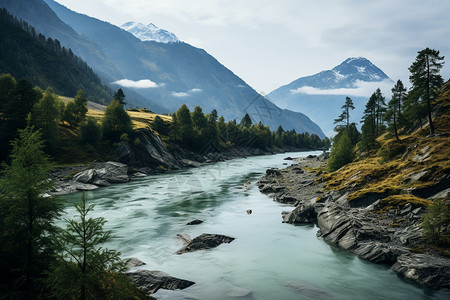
[374,88,387,136]
[113,88,126,106]
[151,115,170,136]
[327,130,354,172]
[32,88,60,152]
[240,113,252,128]
[102,100,132,141]
[359,93,378,152]
[334,96,355,130]
[176,104,194,146]
[386,80,407,141]
[48,193,136,300]
[80,117,102,145]
[408,48,445,135]
[0,123,61,297]
[73,90,88,126]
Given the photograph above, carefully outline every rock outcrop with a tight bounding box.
[175,233,235,254]
[126,270,195,294]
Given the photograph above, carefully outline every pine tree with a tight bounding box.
[240,113,252,128]
[334,96,355,130]
[327,130,354,172]
[374,88,387,136]
[359,93,378,152]
[32,88,60,152]
[73,90,88,126]
[386,80,407,141]
[48,193,135,300]
[113,88,126,105]
[151,115,170,136]
[0,122,61,297]
[408,48,445,135]
[102,100,132,141]
[176,104,194,146]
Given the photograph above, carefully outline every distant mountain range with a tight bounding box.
[268,57,393,136]
[121,21,179,43]
[0,0,326,138]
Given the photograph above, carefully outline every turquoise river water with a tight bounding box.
[59,151,449,300]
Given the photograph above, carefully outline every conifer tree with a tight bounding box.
[386,80,407,141]
[0,122,61,297]
[102,100,132,141]
[113,88,126,105]
[240,113,252,128]
[334,96,355,130]
[48,193,135,300]
[408,48,445,135]
[327,130,354,172]
[359,93,378,152]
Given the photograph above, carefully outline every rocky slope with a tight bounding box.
[258,153,450,290]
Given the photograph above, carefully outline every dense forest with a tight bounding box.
[0,8,112,104]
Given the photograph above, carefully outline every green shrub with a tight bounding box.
[422,198,450,245]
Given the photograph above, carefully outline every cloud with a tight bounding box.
[290,79,394,97]
[112,79,161,88]
[171,88,203,97]
[172,91,189,97]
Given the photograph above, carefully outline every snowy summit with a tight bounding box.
[121,21,179,43]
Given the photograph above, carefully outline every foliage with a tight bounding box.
[113,88,126,105]
[0,8,112,103]
[407,48,445,135]
[327,130,354,172]
[359,89,386,152]
[80,117,102,145]
[385,80,407,140]
[63,90,89,128]
[0,74,41,161]
[334,96,355,130]
[422,198,450,246]
[102,100,132,141]
[151,115,170,135]
[47,193,140,300]
[0,123,61,298]
[240,113,252,128]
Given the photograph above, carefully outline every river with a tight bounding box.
[58,151,448,300]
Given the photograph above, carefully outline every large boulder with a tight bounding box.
[95,161,129,183]
[127,270,195,294]
[283,202,316,224]
[73,169,96,184]
[176,233,235,254]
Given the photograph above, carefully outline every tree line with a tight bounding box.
[328,48,445,171]
[0,8,112,105]
[152,104,330,152]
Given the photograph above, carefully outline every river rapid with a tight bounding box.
[59,151,448,300]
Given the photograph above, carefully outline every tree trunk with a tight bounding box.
[426,55,435,135]
[393,107,400,141]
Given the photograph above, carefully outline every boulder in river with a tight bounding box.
[186,219,203,225]
[126,270,195,294]
[176,233,235,254]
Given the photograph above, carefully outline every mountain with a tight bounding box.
[121,21,179,43]
[40,0,325,137]
[268,57,393,136]
[0,8,112,102]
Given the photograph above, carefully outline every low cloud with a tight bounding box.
[112,79,161,88]
[172,91,189,97]
[171,88,203,97]
[290,79,393,97]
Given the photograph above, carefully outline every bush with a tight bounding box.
[120,133,129,142]
[422,198,450,245]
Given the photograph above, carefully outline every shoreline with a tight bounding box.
[50,147,324,196]
[258,153,450,291]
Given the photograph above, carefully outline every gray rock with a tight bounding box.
[92,179,111,187]
[176,233,235,254]
[75,183,99,191]
[186,219,203,225]
[283,202,316,224]
[266,168,282,177]
[392,253,450,290]
[126,258,146,268]
[73,169,96,184]
[126,270,195,294]
[95,161,129,183]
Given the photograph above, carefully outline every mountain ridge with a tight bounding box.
[121,21,179,43]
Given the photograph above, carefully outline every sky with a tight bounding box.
[55,0,450,94]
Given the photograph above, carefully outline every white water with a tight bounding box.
[59,151,448,300]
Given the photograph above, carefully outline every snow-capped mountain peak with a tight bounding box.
[121,21,179,43]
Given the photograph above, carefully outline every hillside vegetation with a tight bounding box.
[322,82,450,248]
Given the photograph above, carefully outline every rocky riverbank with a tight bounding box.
[258,153,450,291]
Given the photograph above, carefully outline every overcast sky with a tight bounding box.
[55,0,450,94]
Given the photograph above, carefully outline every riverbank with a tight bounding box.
[258,153,450,291]
[49,144,312,196]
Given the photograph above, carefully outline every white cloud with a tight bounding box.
[290,79,394,97]
[172,91,189,97]
[112,78,160,88]
[189,88,203,92]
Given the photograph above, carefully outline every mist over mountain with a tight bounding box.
[268,57,393,136]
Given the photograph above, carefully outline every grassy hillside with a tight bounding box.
[321,82,450,248]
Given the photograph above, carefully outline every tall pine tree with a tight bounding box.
[408,48,445,135]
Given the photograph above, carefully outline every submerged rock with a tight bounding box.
[175,233,235,254]
[186,219,204,225]
[127,270,195,294]
[126,258,147,268]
